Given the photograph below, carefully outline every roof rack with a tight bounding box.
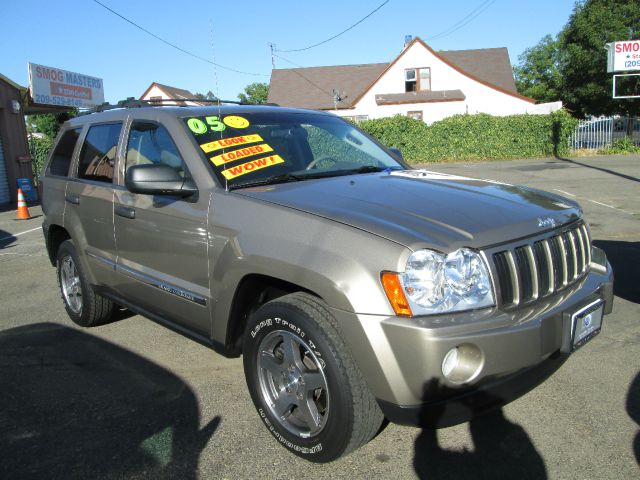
[78,97,279,116]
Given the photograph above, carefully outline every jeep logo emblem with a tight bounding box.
[537,217,556,228]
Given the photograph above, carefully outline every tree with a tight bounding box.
[237,83,269,104]
[514,35,562,102]
[194,91,218,101]
[28,111,76,139]
[559,0,640,117]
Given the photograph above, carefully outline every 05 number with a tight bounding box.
[187,116,226,135]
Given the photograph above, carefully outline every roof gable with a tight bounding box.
[268,36,533,110]
[140,82,196,100]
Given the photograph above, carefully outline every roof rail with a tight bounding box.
[78,97,279,116]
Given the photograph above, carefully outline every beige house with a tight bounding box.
[268,37,560,124]
[140,82,204,106]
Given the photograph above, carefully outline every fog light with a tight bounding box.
[441,344,484,384]
[442,348,460,378]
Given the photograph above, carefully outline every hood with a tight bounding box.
[235,170,582,251]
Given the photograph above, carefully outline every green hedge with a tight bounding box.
[358,110,578,163]
[28,135,53,185]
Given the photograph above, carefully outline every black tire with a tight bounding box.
[243,292,383,462]
[56,239,114,327]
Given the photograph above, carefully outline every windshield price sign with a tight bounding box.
[28,62,105,108]
[606,40,640,72]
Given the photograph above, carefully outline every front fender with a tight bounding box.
[207,192,409,344]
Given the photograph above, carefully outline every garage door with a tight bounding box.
[0,133,10,204]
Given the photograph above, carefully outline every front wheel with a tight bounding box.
[243,292,383,462]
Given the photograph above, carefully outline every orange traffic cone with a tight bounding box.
[15,188,32,220]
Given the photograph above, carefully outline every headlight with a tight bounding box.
[383,248,494,316]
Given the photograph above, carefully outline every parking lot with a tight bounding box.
[1,154,638,479]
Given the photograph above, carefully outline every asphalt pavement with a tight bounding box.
[0,154,638,479]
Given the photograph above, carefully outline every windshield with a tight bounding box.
[182,111,405,189]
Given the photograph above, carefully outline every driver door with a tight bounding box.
[113,120,210,336]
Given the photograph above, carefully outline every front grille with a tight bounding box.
[492,223,591,307]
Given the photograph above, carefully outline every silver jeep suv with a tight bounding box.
[41,103,614,462]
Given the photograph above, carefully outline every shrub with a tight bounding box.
[605,136,640,154]
[358,110,578,163]
[28,135,53,185]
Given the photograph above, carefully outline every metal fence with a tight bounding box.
[568,116,640,151]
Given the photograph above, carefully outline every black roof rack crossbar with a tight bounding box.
[78,97,279,116]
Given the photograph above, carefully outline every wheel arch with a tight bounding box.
[46,224,71,266]
[223,273,319,356]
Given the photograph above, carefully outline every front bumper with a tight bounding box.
[332,247,614,427]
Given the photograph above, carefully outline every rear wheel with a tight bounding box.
[243,292,383,462]
[56,239,114,327]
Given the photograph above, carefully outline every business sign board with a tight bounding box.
[606,40,640,72]
[28,62,105,108]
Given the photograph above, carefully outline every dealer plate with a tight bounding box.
[570,300,604,351]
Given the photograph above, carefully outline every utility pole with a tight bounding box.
[269,43,276,69]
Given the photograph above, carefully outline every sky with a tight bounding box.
[1,0,578,105]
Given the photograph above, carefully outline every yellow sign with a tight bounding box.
[222,155,285,180]
[223,115,250,129]
[210,144,274,167]
[200,134,263,153]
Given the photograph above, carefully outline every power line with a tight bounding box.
[272,53,339,101]
[92,0,268,77]
[427,0,497,41]
[276,0,390,53]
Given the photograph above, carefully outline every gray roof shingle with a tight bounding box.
[268,63,387,110]
[439,47,517,93]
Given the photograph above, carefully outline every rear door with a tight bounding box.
[64,122,122,287]
[42,128,81,226]
[113,119,210,336]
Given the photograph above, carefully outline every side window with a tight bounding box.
[48,128,81,177]
[126,122,187,177]
[77,123,121,183]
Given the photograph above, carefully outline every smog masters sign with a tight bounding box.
[606,40,640,72]
[28,63,104,108]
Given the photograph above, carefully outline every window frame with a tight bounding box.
[74,121,123,185]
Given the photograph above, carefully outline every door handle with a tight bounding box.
[65,193,80,205]
[115,205,135,219]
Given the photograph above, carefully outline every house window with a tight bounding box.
[407,111,423,121]
[341,115,369,124]
[149,95,162,104]
[405,68,431,92]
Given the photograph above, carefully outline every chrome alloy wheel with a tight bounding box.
[257,330,329,438]
[60,255,82,314]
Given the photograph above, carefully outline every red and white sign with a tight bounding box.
[28,62,105,108]
[606,40,640,72]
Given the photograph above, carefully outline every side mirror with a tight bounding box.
[389,147,404,160]
[125,164,197,197]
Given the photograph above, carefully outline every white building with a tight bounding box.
[140,82,205,106]
[268,37,560,124]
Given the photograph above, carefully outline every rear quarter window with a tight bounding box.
[48,128,81,177]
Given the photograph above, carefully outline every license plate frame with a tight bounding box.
[568,299,604,352]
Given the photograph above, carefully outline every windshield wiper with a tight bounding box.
[228,172,303,191]
[352,165,386,173]
[344,165,401,175]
